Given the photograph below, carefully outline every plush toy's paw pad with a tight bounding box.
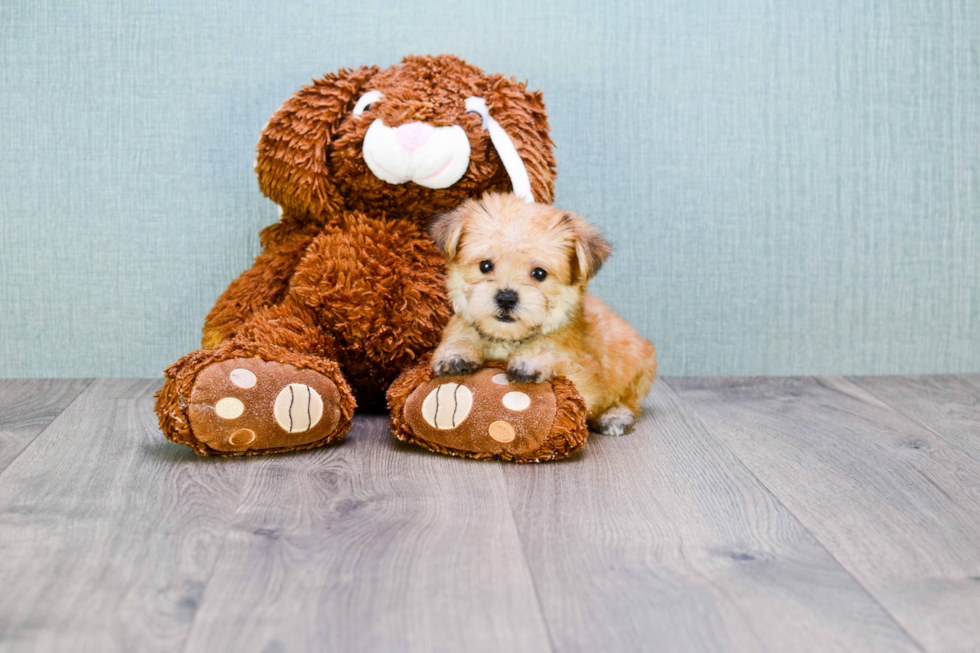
[592,407,636,436]
[395,366,587,462]
[187,358,344,454]
[432,355,482,377]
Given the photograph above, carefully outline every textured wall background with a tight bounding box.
[1,0,978,378]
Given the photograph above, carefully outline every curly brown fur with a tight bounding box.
[255,55,555,224]
[202,219,325,348]
[157,54,557,453]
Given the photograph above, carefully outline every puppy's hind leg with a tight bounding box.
[590,405,637,436]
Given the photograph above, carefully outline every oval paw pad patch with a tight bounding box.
[274,383,324,433]
[421,382,474,430]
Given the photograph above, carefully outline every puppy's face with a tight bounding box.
[430,193,611,341]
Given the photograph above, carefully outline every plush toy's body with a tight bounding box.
[156,55,589,459]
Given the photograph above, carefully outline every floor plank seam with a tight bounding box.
[848,376,980,467]
[821,376,980,517]
[499,463,559,653]
[0,378,95,482]
[661,377,930,653]
[176,460,263,653]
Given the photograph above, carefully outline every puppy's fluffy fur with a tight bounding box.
[429,192,657,436]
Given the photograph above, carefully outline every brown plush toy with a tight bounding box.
[156,54,589,461]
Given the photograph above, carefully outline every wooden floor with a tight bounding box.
[1,376,979,652]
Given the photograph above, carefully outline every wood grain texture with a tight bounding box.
[668,376,980,653]
[0,379,250,653]
[850,375,980,463]
[5,377,980,652]
[502,381,919,653]
[0,378,91,474]
[181,415,551,653]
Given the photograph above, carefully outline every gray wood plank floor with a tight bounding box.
[181,416,551,653]
[1,376,978,652]
[0,379,90,474]
[850,375,980,463]
[502,382,919,653]
[668,376,980,653]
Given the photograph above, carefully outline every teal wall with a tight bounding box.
[1,0,978,378]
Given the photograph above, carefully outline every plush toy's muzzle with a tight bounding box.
[360,93,535,201]
[363,119,471,189]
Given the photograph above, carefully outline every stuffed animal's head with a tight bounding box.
[255,55,556,222]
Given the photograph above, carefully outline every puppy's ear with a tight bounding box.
[428,208,468,259]
[565,212,612,281]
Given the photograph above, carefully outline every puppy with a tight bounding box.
[428,192,657,436]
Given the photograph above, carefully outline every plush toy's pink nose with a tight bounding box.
[395,122,433,153]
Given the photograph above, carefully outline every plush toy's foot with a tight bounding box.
[387,359,589,463]
[157,352,356,456]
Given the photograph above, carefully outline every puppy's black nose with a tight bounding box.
[495,289,519,311]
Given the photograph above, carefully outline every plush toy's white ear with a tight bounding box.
[465,97,534,203]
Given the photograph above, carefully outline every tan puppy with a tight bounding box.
[428,192,657,435]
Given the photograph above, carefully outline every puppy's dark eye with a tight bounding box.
[531,268,548,282]
[480,260,494,274]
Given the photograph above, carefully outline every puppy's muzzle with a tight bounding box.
[495,289,519,322]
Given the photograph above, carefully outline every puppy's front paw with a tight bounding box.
[432,355,482,377]
[506,359,553,384]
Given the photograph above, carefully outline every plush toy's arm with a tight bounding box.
[201,219,320,348]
